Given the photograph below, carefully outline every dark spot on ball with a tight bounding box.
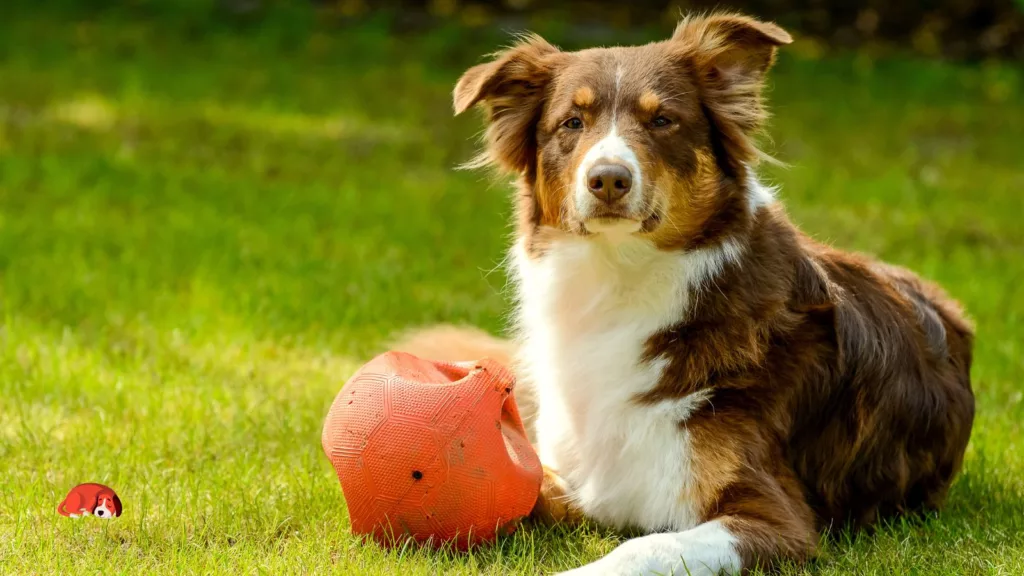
[412,470,423,480]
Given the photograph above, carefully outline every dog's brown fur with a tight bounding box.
[400,11,975,572]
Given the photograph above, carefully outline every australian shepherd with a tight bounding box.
[395,11,975,575]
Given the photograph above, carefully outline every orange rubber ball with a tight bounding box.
[322,351,542,549]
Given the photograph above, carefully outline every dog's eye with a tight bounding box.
[651,116,672,128]
[562,117,584,130]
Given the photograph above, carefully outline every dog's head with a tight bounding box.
[93,491,122,519]
[454,12,791,253]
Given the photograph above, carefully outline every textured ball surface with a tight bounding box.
[322,351,541,549]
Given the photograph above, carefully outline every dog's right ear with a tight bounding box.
[453,34,561,173]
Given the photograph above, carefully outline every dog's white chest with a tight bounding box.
[568,376,707,532]
[514,236,724,532]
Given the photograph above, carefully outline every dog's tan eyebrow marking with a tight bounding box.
[573,86,595,108]
[639,91,661,114]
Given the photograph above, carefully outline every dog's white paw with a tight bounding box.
[553,521,742,576]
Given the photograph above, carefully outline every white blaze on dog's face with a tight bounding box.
[453,14,791,254]
[566,69,648,236]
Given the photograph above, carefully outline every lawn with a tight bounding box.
[1,7,1022,575]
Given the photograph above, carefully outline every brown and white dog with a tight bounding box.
[397,12,975,575]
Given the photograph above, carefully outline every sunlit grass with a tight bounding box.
[0,8,1022,575]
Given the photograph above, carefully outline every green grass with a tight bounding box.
[1,8,1023,575]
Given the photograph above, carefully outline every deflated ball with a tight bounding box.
[322,351,541,549]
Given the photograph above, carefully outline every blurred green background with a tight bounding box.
[1,1,1022,574]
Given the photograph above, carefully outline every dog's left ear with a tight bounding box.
[673,13,792,169]
[112,494,123,517]
[674,13,791,85]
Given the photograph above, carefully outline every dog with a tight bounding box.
[395,11,975,575]
[57,483,122,519]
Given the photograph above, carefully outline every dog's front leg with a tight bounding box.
[555,466,817,576]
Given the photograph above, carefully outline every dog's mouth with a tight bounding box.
[639,210,662,232]
[576,208,662,237]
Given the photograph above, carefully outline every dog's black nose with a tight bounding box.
[587,163,633,204]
